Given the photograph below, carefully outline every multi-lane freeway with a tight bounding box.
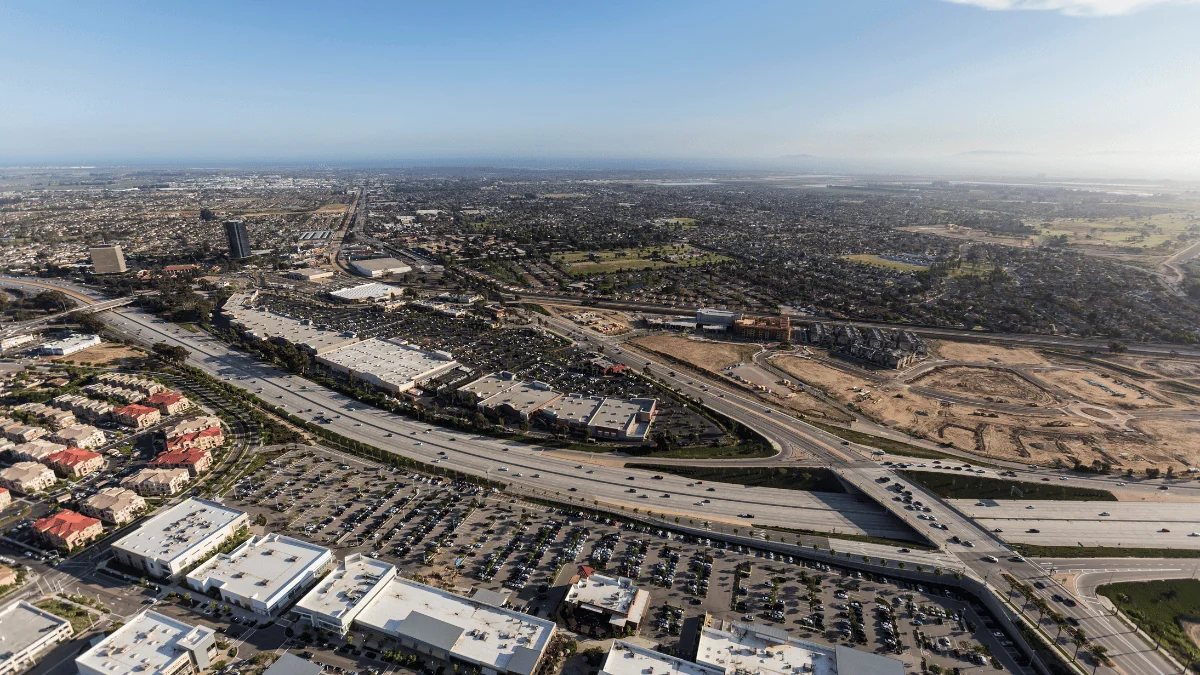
[6,275,1180,675]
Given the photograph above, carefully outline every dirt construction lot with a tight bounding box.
[913,366,1056,405]
[630,335,760,372]
[928,340,1049,366]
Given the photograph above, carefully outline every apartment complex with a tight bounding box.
[33,509,104,550]
[81,487,147,525]
[45,447,105,479]
[0,462,56,493]
[122,467,192,496]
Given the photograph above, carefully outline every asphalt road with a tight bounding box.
[952,500,1200,549]
[17,274,1172,675]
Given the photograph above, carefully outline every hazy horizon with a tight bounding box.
[3,0,1199,179]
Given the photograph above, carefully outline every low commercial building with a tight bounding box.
[222,294,360,355]
[76,610,216,675]
[81,487,147,525]
[187,533,332,616]
[9,439,67,463]
[293,553,395,635]
[45,447,105,479]
[539,395,657,441]
[356,575,556,675]
[600,641,723,675]
[113,403,161,429]
[0,334,37,352]
[696,620,904,675]
[263,653,323,675]
[146,391,190,416]
[564,567,650,629]
[122,467,191,496]
[33,509,103,551]
[350,257,413,278]
[329,282,403,303]
[149,447,213,476]
[0,600,74,675]
[39,334,101,356]
[289,267,334,281]
[112,498,248,580]
[696,308,743,327]
[51,423,105,450]
[316,338,459,394]
[0,462,56,494]
[458,371,562,420]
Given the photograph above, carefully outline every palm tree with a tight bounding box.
[1088,644,1109,675]
[1072,631,1088,662]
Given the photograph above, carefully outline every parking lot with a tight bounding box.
[226,445,1017,675]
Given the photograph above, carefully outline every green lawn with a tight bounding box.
[842,254,930,272]
[553,245,729,277]
[1098,579,1200,669]
[35,599,96,635]
[628,465,846,493]
[899,470,1117,501]
[1013,544,1200,559]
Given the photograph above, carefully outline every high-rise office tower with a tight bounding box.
[89,244,127,274]
[224,220,251,259]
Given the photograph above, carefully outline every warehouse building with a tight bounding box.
[0,600,74,675]
[350,256,413,278]
[112,498,248,579]
[356,575,556,675]
[293,553,395,635]
[600,641,723,675]
[329,282,403,303]
[187,533,332,616]
[76,610,216,675]
[539,395,656,441]
[316,338,459,394]
[696,308,743,327]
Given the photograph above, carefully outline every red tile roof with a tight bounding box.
[164,426,222,451]
[46,447,101,467]
[150,447,211,466]
[33,510,100,539]
[146,391,184,406]
[114,404,158,417]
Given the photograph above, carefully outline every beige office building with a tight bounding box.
[89,245,128,274]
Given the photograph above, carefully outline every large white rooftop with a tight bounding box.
[565,571,649,626]
[696,623,835,675]
[601,641,723,675]
[356,575,555,675]
[294,553,395,624]
[75,610,215,675]
[316,338,458,392]
[187,533,331,608]
[329,282,402,301]
[112,498,246,566]
[0,600,72,669]
[223,293,359,355]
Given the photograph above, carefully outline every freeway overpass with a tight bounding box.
[21,275,1174,675]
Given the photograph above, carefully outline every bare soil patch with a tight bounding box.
[928,340,1049,366]
[1141,359,1200,379]
[913,365,1056,405]
[629,335,759,372]
[1038,367,1160,408]
[53,343,146,367]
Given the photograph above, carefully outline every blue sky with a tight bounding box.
[2,0,1198,176]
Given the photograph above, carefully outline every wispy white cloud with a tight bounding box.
[943,0,1197,16]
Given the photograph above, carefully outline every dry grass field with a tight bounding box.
[629,335,759,372]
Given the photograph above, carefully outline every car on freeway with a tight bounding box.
[737,513,755,519]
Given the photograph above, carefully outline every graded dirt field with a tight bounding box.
[912,365,1057,405]
[53,343,145,367]
[927,340,1049,366]
[1137,358,1200,379]
[630,335,759,372]
[1036,367,1161,409]
[771,356,871,401]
